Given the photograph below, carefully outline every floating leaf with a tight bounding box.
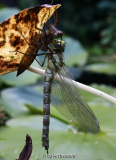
[1,86,43,117]
[63,36,88,66]
[0,61,40,86]
[85,63,116,74]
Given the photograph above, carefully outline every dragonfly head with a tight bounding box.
[52,39,66,52]
[49,24,63,38]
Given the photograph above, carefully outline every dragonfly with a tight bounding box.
[40,39,100,154]
[9,8,100,153]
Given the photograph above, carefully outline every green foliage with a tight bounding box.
[100,12,116,54]
[0,4,6,9]
[58,0,116,55]
[60,0,114,43]
[87,45,103,56]
[17,0,38,10]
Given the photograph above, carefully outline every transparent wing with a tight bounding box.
[51,66,100,134]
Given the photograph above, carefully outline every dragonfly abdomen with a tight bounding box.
[42,67,54,152]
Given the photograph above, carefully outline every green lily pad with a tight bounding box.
[0,111,116,160]
[1,85,70,124]
[1,84,116,159]
[0,115,69,160]
[63,36,88,66]
[6,115,69,132]
[80,84,116,133]
[0,61,41,86]
[85,63,116,74]
[2,84,116,127]
[1,85,43,117]
[26,103,69,124]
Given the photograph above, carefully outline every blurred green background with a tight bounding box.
[0,0,116,160]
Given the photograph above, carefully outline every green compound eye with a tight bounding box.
[61,40,66,45]
[52,39,66,46]
[57,40,66,45]
[57,39,61,43]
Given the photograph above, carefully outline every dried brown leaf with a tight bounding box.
[0,4,61,76]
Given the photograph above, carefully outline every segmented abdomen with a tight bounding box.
[42,66,54,151]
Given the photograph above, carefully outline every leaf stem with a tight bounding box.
[28,66,116,105]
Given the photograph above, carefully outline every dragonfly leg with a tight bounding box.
[36,47,57,67]
[46,21,50,32]
[35,54,48,67]
[54,10,58,27]
[41,54,48,67]
[9,49,46,56]
[17,28,30,45]
[36,23,51,35]
[9,50,37,56]
[35,27,46,34]
[46,147,49,154]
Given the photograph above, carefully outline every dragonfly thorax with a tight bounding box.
[47,39,66,71]
[47,53,65,72]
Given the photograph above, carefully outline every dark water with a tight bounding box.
[70,67,116,87]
